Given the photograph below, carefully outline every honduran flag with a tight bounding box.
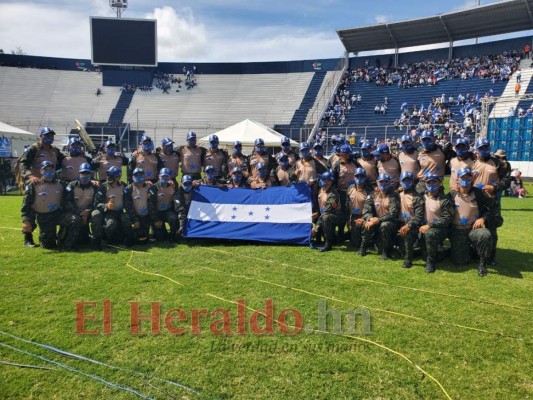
[185,183,312,244]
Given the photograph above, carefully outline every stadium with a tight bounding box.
[0,0,532,399]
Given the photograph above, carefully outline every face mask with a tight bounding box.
[362,150,371,158]
[233,148,242,155]
[133,175,144,184]
[314,149,323,157]
[164,145,174,153]
[378,183,389,191]
[375,154,384,162]
[255,146,265,154]
[459,178,472,188]
[478,148,491,158]
[42,170,55,180]
[258,170,268,178]
[106,148,116,156]
[42,136,54,145]
[401,145,414,153]
[206,173,215,180]
[80,176,92,185]
[355,177,365,185]
[187,139,197,148]
[160,177,170,185]
[426,183,440,193]
[182,183,192,193]
[141,143,154,152]
[232,175,242,183]
[281,144,290,151]
[319,179,328,188]
[300,151,311,159]
[70,146,82,156]
[421,140,434,150]
[280,161,290,170]
[401,180,413,190]
[210,142,218,149]
[455,147,468,158]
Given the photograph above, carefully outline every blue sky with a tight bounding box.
[0,0,524,62]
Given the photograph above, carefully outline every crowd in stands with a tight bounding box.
[322,48,525,130]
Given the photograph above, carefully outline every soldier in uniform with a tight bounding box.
[275,136,299,167]
[416,130,446,193]
[449,137,474,190]
[449,168,495,277]
[398,135,420,178]
[311,171,343,252]
[21,161,79,250]
[471,139,511,265]
[197,165,224,187]
[418,174,453,273]
[91,166,132,248]
[327,139,343,169]
[227,167,248,188]
[177,131,206,181]
[128,136,164,184]
[19,127,65,247]
[92,140,128,183]
[152,168,179,242]
[360,173,400,259]
[397,171,425,268]
[332,144,357,241]
[204,134,228,181]
[174,175,194,238]
[346,168,372,250]
[248,162,274,189]
[124,168,158,244]
[274,154,293,186]
[248,138,276,179]
[64,163,98,246]
[227,141,249,179]
[59,137,92,183]
[356,141,378,184]
[374,143,401,190]
[159,137,181,180]
[312,142,328,171]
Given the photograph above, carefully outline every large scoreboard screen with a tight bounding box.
[90,17,157,67]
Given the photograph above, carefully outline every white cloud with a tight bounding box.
[374,15,390,24]
[145,6,208,61]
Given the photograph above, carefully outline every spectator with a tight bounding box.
[510,171,528,198]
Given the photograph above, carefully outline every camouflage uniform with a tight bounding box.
[91,180,132,245]
[64,179,98,244]
[174,186,194,236]
[397,188,425,264]
[124,182,158,243]
[345,183,372,249]
[361,188,400,256]
[449,187,494,265]
[21,179,79,249]
[152,181,179,241]
[315,186,344,249]
[420,189,453,262]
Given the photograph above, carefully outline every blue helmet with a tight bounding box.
[281,136,290,145]
[208,134,219,147]
[186,131,197,140]
[339,144,351,154]
[355,167,366,177]
[312,142,323,149]
[377,173,391,182]
[457,168,472,178]
[104,140,116,148]
[39,127,55,136]
[455,138,469,147]
[299,142,310,151]
[475,138,490,148]
[40,160,54,169]
[372,144,389,156]
[400,135,413,143]
[254,138,265,146]
[420,130,435,140]
[159,168,172,177]
[231,167,242,175]
[181,175,193,184]
[278,153,289,162]
[233,140,242,148]
[256,162,266,170]
[133,168,145,176]
[140,135,152,144]
[79,163,92,173]
[425,173,442,182]
[68,137,82,146]
[106,166,122,178]
[161,137,174,146]
[400,171,414,181]
[320,171,334,181]
[205,165,216,173]
[361,141,373,150]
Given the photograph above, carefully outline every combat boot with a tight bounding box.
[402,260,412,268]
[359,242,367,256]
[478,258,488,277]
[23,233,37,248]
[425,257,436,273]
[319,241,332,252]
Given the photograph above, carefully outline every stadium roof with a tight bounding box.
[337,0,533,53]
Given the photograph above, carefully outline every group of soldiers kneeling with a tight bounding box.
[19,126,510,277]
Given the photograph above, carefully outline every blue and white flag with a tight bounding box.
[400,101,407,110]
[420,103,424,112]
[185,183,312,244]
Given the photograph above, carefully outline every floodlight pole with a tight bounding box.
[109,0,127,18]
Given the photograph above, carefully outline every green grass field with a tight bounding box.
[1,185,532,400]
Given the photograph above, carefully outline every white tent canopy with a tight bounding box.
[199,119,298,147]
[0,121,36,158]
